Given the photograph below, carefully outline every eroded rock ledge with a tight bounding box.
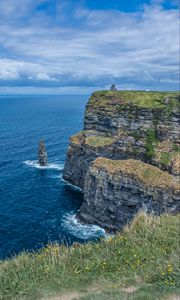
[78,158,180,232]
[63,91,180,189]
[63,90,180,231]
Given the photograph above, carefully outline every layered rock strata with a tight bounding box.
[63,91,180,189]
[63,90,180,231]
[79,158,180,232]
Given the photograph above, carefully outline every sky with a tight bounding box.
[0,0,179,94]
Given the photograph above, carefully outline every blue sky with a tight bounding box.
[0,0,179,94]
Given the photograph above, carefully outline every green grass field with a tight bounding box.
[0,213,179,300]
[89,90,179,110]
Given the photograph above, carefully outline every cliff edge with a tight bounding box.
[79,158,180,232]
[63,90,180,231]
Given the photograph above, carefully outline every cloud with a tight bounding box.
[0,70,19,80]
[0,0,46,20]
[0,0,179,92]
[36,73,57,81]
[151,0,179,6]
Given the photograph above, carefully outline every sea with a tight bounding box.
[0,95,106,259]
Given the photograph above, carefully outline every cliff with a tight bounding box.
[79,158,180,232]
[63,90,180,231]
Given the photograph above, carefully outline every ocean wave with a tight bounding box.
[23,160,64,171]
[60,175,82,192]
[48,174,62,179]
[62,212,106,240]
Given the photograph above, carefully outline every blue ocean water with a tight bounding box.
[0,95,105,259]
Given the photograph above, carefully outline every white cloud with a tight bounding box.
[0,70,19,80]
[0,0,45,20]
[0,58,48,79]
[36,73,57,81]
[0,1,179,91]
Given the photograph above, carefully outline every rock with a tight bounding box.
[38,140,48,166]
[163,96,170,105]
[78,158,180,232]
[63,91,180,188]
[63,90,180,232]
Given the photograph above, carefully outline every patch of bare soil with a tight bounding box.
[42,283,139,300]
[165,295,180,300]
[121,286,139,294]
[42,291,80,300]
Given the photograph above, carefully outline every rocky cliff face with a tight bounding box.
[63,90,180,231]
[63,91,180,188]
[79,158,180,232]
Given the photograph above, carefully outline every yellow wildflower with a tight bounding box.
[167,264,173,273]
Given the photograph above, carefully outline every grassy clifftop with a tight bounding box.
[93,158,180,191]
[71,130,115,147]
[88,90,179,110]
[0,213,180,300]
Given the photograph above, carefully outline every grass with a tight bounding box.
[70,131,84,145]
[0,213,180,300]
[160,152,171,167]
[88,90,180,110]
[155,141,180,173]
[85,136,114,147]
[131,130,141,140]
[145,129,158,159]
[92,158,179,191]
[70,131,114,148]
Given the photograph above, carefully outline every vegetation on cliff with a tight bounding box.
[88,91,179,110]
[71,130,114,147]
[145,129,158,159]
[155,141,180,172]
[64,90,180,186]
[92,158,179,191]
[0,214,179,300]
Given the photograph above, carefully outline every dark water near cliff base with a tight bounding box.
[0,95,105,259]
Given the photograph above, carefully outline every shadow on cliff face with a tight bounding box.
[60,184,84,209]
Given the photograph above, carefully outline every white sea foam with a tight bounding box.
[49,174,62,179]
[62,212,106,240]
[60,175,82,192]
[24,160,64,171]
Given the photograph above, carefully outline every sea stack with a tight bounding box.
[38,140,48,166]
